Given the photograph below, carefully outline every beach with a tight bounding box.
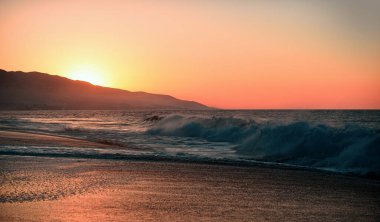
[2,0,380,220]
[1,131,379,221]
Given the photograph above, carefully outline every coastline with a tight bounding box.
[1,130,380,221]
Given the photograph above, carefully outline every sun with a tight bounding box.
[68,66,105,86]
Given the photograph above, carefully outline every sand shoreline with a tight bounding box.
[1,130,380,221]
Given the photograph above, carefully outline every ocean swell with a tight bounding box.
[147,115,380,176]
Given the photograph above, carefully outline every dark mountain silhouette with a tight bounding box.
[0,69,209,110]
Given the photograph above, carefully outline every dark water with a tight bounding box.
[0,110,379,176]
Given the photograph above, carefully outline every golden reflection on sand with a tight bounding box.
[1,156,380,221]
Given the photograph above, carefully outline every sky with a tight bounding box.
[1,0,379,109]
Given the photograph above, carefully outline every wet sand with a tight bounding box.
[0,131,379,221]
[0,130,112,148]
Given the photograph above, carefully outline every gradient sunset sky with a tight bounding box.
[1,0,379,109]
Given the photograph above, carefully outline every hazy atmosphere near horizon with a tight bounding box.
[1,0,379,109]
[1,1,380,222]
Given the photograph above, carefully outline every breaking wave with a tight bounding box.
[147,115,380,176]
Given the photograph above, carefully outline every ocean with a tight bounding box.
[0,110,379,177]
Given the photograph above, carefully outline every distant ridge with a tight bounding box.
[0,69,209,110]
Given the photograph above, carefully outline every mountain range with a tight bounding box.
[0,69,209,110]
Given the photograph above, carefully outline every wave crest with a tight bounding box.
[147,115,380,176]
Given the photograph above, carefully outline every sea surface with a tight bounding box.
[0,110,379,176]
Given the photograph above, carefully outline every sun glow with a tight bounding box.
[68,66,106,86]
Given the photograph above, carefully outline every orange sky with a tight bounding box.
[1,0,379,109]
